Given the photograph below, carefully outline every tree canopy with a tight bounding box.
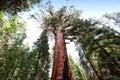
[0,0,41,14]
[0,1,120,80]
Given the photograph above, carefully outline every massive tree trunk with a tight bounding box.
[51,29,72,80]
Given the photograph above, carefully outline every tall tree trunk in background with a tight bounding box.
[51,29,72,80]
[82,48,104,80]
[87,59,104,80]
[94,40,120,70]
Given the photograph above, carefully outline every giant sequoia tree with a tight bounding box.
[33,4,96,79]
[39,6,82,80]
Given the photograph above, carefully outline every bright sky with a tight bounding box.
[22,0,120,60]
[48,0,120,18]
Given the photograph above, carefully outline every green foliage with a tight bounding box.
[0,11,50,80]
[32,29,50,80]
[0,13,29,80]
[69,55,87,80]
[0,0,42,14]
[75,20,120,80]
[41,5,82,32]
[1,3,120,80]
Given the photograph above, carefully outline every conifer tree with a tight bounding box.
[33,30,50,80]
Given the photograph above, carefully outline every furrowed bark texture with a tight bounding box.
[51,30,72,80]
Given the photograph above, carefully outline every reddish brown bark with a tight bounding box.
[51,29,72,80]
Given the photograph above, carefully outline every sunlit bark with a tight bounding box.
[51,29,72,80]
